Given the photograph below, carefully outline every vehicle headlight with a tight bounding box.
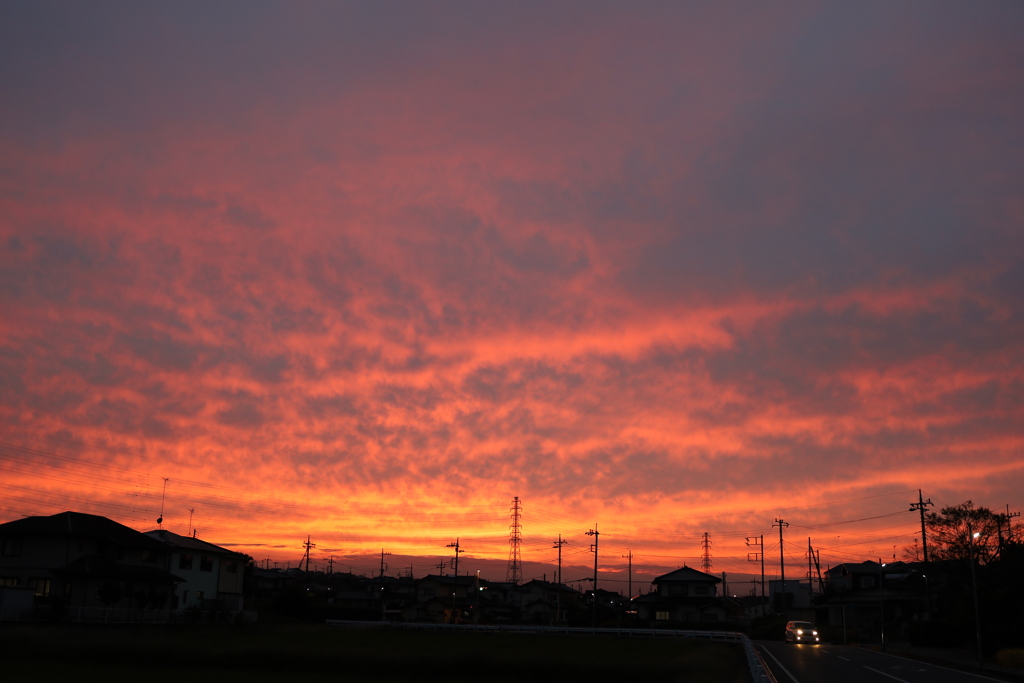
[796,629,803,635]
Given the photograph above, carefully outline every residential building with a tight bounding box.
[0,511,180,614]
[145,529,247,611]
[634,565,728,624]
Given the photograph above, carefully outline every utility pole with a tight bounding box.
[436,560,447,575]
[506,497,522,584]
[327,556,334,575]
[746,535,765,613]
[301,535,316,574]
[622,549,633,600]
[814,548,823,593]
[701,532,712,573]
[807,538,814,602]
[446,539,464,622]
[995,504,1020,558]
[909,490,934,562]
[773,518,789,612]
[553,535,567,585]
[586,525,600,627]
[446,538,464,578]
[553,534,568,625]
[379,548,391,578]
[1007,505,1021,545]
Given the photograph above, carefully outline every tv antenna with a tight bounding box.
[157,478,169,527]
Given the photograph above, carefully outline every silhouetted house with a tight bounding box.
[821,561,926,641]
[769,578,813,612]
[518,579,578,624]
[368,575,418,621]
[634,565,727,625]
[249,566,292,596]
[0,511,180,617]
[416,574,480,623]
[145,529,247,611]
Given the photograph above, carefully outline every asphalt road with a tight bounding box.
[757,641,1010,683]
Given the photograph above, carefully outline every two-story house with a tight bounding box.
[145,529,247,611]
[634,565,727,624]
[0,511,180,615]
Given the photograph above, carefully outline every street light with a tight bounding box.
[879,561,886,651]
[969,528,984,669]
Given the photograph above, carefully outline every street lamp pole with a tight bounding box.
[969,525,984,669]
[879,560,886,651]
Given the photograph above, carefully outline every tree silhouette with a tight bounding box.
[925,500,1000,564]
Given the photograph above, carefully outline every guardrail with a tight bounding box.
[18,607,258,624]
[325,620,775,682]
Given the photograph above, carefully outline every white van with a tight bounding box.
[784,620,819,644]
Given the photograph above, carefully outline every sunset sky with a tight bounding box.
[1,1,1022,587]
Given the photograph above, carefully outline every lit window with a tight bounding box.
[28,578,50,597]
[655,611,670,620]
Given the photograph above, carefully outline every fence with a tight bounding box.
[19,606,257,624]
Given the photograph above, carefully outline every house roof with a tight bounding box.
[825,560,909,576]
[144,529,247,558]
[652,565,721,584]
[0,511,168,552]
[520,579,575,592]
[419,574,480,587]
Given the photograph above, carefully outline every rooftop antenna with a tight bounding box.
[188,508,195,536]
[157,478,169,528]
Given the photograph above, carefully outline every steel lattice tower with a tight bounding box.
[506,496,522,584]
[701,532,712,573]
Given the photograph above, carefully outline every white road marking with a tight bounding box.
[760,645,804,683]
[838,656,850,661]
[870,650,1010,682]
[864,665,912,683]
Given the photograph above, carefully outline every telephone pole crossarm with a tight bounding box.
[909,490,934,562]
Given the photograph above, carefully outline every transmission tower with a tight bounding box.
[701,532,713,573]
[506,496,522,584]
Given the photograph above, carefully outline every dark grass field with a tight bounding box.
[0,622,750,682]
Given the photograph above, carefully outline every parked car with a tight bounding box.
[784,620,820,644]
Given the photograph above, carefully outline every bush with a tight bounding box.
[907,620,968,647]
[996,649,1024,669]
